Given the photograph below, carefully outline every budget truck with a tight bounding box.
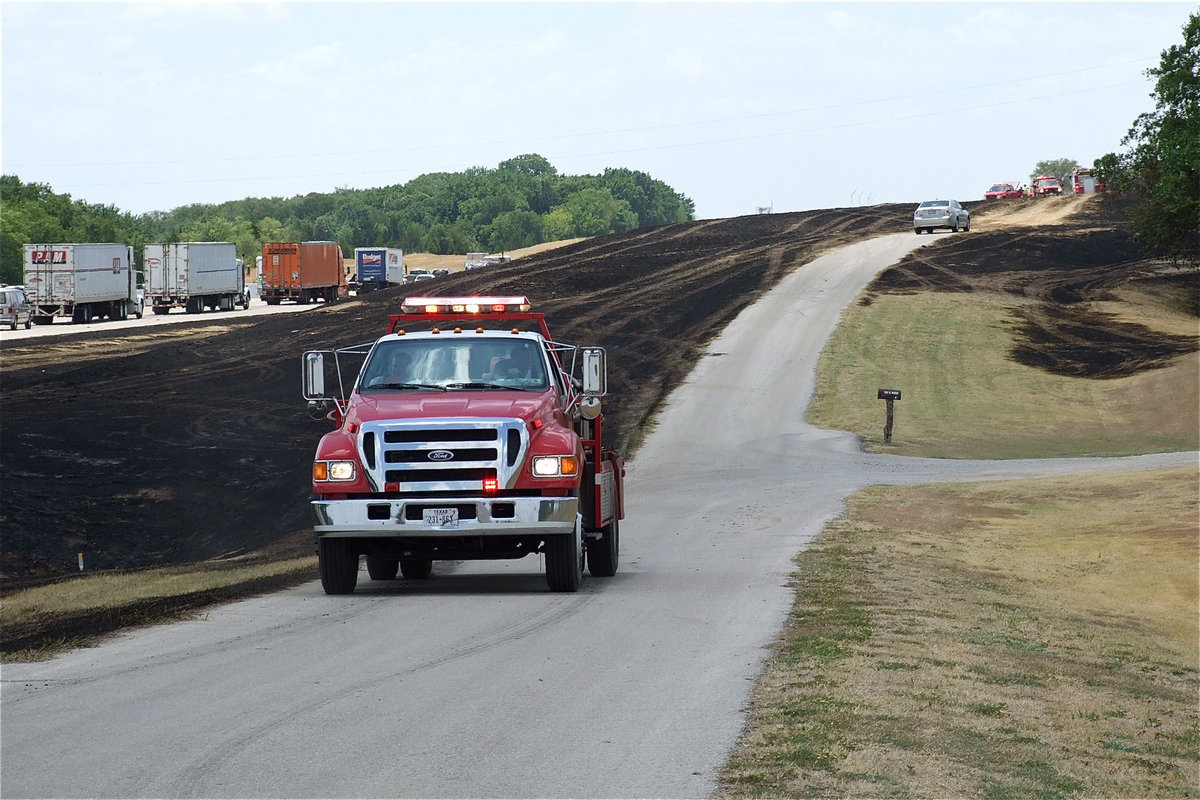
[23,243,143,325]
[353,247,404,293]
[301,295,625,594]
[261,241,347,305]
[144,242,249,314]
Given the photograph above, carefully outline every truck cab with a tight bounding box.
[1032,175,1063,196]
[302,296,623,594]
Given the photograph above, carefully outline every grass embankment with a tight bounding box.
[1,557,315,660]
[808,293,1199,458]
[716,467,1198,798]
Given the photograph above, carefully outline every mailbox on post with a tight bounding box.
[877,389,901,443]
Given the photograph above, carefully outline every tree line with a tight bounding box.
[1095,12,1199,262]
[0,153,695,285]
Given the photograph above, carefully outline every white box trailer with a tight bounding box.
[144,242,249,314]
[23,243,143,325]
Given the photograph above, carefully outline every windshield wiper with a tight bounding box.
[369,382,448,391]
[444,381,527,391]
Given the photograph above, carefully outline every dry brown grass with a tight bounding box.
[971,195,1098,230]
[1,557,317,660]
[809,292,1200,458]
[716,466,1199,798]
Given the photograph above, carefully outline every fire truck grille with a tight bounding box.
[358,418,528,492]
[386,467,497,484]
[386,447,497,463]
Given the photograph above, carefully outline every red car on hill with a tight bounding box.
[985,183,1023,200]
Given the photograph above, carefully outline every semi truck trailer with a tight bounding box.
[144,242,249,314]
[262,241,347,305]
[23,243,143,325]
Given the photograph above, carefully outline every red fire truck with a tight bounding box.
[301,296,624,594]
[1032,175,1064,197]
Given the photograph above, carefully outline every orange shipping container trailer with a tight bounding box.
[261,241,347,305]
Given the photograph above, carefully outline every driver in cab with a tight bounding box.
[366,349,412,388]
[494,346,535,378]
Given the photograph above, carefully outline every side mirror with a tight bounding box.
[303,351,327,399]
[581,347,606,396]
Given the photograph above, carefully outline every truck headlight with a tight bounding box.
[532,455,579,477]
[314,460,356,482]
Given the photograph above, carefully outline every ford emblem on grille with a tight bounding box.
[427,449,454,461]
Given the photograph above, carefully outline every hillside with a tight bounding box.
[0,198,1195,582]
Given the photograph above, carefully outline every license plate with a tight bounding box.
[422,507,459,527]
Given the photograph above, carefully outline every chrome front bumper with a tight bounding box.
[312,495,579,538]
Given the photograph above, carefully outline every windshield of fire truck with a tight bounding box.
[358,337,550,391]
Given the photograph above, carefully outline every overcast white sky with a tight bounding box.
[1,1,1193,220]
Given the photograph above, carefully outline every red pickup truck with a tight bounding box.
[984,183,1023,200]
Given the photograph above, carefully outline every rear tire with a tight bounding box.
[319,538,359,594]
[546,527,583,592]
[399,558,433,579]
[366,554,399,581]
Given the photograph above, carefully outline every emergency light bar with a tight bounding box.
[400,296,532,314]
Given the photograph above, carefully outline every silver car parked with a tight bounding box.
[0,285,32,330]
[913,199,970,234]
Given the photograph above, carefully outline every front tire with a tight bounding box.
[586,519,619,578]
[545,527,583,592]
[319,538,359,594]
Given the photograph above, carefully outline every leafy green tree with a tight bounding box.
[421,222,474,255]
[498,154,557,177]
[543,207,575,241]
[548,188,638,238]
[397,221,426,253]
[1101,12,1199,261]
[256,216,285,243]
[598,168,693,227]
[1030,158,1079,182]
[485,210,544,252]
